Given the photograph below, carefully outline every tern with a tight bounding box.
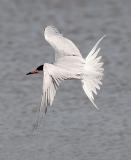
[27,26,105,114]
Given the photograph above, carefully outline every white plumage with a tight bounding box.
[40,26,105,113]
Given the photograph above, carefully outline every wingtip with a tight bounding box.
[91,100,99,110]
[45,107,47,114]
[102,34,107,40]
[99,34,106,43]
[93,103,99,110]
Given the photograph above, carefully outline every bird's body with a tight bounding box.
[27,26,105,114]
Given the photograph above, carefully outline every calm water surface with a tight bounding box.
[0,0,131,159]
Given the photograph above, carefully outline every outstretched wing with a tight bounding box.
[44,26,82,60]
[40,63,72,114]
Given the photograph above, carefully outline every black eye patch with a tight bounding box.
[36,65,43,71]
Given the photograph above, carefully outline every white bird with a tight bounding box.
[27,26,105,114]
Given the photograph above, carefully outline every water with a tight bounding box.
[0,0,131,159]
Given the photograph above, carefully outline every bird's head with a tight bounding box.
[26,65,44,75]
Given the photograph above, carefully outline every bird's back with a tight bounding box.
[54,56,85,78]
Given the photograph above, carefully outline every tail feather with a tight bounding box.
[82,35,105,109]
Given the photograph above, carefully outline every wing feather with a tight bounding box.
[40,63,72,113]
[44,26,82,60]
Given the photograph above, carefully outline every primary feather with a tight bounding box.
[40,63,77,113]
[44,25,82,60]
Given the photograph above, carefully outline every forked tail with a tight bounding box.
[81,35,105,109]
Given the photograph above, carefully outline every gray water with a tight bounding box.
[0,0,131,159]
